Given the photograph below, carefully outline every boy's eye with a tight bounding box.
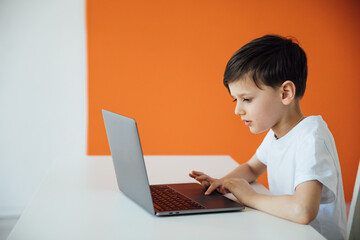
[232,98,252,102]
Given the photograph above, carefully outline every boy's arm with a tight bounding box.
[222,154,266,183]
[224,178,323,225]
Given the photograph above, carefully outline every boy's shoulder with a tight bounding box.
[293,116,338,159]
[264,115,330,144]
[258,115,333,154]
[294,115,330,141]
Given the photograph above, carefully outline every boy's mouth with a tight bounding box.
[243,120,252,126]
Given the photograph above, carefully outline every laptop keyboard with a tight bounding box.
[150,185,205,211]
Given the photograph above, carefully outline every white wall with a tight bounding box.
[0,0,87,216]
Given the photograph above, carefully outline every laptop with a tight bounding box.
[102,109,245,216]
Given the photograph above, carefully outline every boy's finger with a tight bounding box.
[189,171,202,178]
[201,181,210,188]
[205,182,218,195]
[191,170,205,176]
[189,173,196,178]
[218,186,228,194]
[196,175,211,181]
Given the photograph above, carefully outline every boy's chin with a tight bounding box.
[249,126,268,135]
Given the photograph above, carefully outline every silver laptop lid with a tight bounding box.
[102,109,154,214]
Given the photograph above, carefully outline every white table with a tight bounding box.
[8,156,325,240]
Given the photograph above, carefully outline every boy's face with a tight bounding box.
[228,76,284,134]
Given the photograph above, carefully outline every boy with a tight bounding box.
[190,35,346,240]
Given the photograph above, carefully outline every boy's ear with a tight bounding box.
[280,80,296,105]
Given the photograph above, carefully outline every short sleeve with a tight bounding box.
[294,135,338,204]
[256,130,274,166]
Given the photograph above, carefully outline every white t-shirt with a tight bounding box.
[256,116,346,240]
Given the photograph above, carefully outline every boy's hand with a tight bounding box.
[189,170,228,195]
[222,178,256,205]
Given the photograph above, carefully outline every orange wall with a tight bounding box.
[87,0,360,201]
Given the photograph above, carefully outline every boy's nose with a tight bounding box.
[235,104,245,116]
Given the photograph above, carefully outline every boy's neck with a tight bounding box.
[272,100,305,139]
